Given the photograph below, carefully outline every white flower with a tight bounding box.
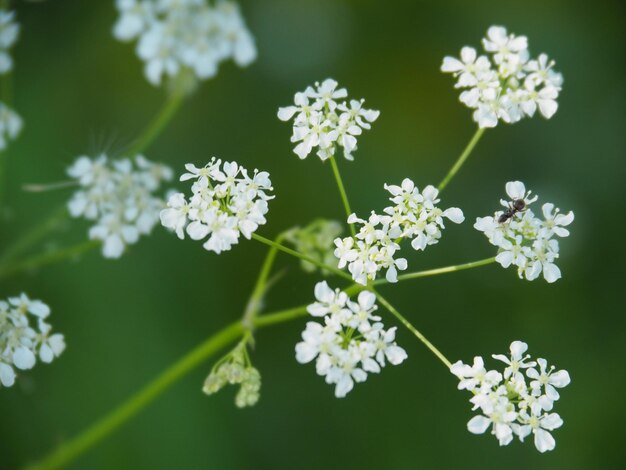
[67,154,172,259]
[0,101,22,150]
[474,181,573,283]
[296,282,406,398]
[161,158,274,254]
[0,295,65,388]
[452,340,570,452]
[442,25,563,127]
[335,178,463,285]
[0,9,19,74]
[278,78,379,161]
[113,0,256,87]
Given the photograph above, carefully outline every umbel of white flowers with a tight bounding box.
[0,294,65,388]
[113,0,256,87]
[451,341,571,453]
[277,78,380,161]
[160,158,274,254]
[296,282,407,398]
[441,25,563,128]
[0,9,22,150]
[334,178,464,285]
[67,154,173,259]
[284,219,343,275]
[474,181,574,283]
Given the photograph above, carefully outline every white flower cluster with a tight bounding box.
[203,340,261,408]
[441,25,563,128]
[334,179,464,285]
[474,181,574,283]
[0,10,22,150]
[277,78,380,161]
[284,219,343,274]
[113,0,256,86]
[0,294,65,388]
[451,341,570,453]
[160,158,273,254]
[296,281,407,398]
[67,154,173,259]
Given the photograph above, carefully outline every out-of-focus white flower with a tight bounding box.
[0,295,65,388]
[284,219,343,274]
[67,154,173,259]
[474,180,573,283]
[295,281,406,398]
[113,0,256,87]
[0,9,19,74]
[334,178,463,285]
[278,78,379,161]
[451,340,570,453]
[160,157,274,254]
[0,101,21,150]
[442,25,563,128]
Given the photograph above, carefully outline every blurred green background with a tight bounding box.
[1,0,624,468]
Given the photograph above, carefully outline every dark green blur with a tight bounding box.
[0,0,624,468]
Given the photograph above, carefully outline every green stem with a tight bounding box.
[0,206,68,267]
[376,257,497,285]
[438,127,486,191]
[0,240,99,281]
[371,288,452,369]
[241,233,285,329]
[251,233,352,282]
[27,306,308,470]
[328,156,356,237]
[126,91,184,157]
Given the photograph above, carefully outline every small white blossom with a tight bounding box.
[113,0,256,87]
[295,282,406,398]
[0,295,65,388]
[278,78,379,161]
[334,178,463,285]
[160,157,274,254]
[474,180,574,283]
[451,340,569,453]
[67,154,173,259]
[442,25,563,128]
[0,9,19,74]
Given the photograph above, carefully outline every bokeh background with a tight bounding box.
[1,0,624,468]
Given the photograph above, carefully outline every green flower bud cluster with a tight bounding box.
[284,219,342,274]
[202,340,261,408]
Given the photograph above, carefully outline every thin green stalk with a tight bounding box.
[127,91,184,156]
[328,156,356,237]
[438,127,486,191]
[375,256,497,285]
[27,306,309,470]
[0,240,99,281]
[371,288,452,369]
[0,206,68,267]
[242,233,285,329]
[251,233,352,282]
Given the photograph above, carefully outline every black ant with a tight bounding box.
[498,198,526,223]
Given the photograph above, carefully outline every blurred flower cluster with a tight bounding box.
[0,9,22,150]
[203,339,261,408]
[160,158,274,254]
[451,341,570,452]
[0,294,65,388]
[296,282,407,398]
[334,179,464,285]
[67,154,173,259]
[474,181,574,283]
[113,0,256,87]
[441,25,563,128]
[278,78,380,161]
[284,219,343,275]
